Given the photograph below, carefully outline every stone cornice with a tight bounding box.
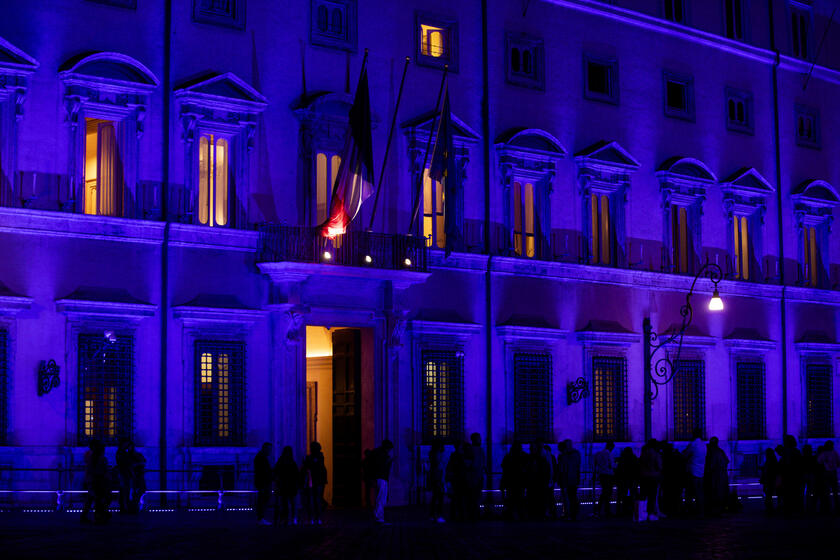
[56,298,157,322]
[497,324,567,342]
[410,320,482,341]
[0,295,32,315]
[258,262,431,290]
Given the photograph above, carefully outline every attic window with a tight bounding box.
[311,0,356,51]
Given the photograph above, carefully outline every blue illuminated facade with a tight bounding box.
[0,0,839,506]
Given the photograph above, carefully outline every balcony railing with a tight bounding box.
[257,224,428,273]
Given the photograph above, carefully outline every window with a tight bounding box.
[514,352,552,442]
[790,2,813,60]
[673,360,705,440]
[423,168,445,249]
[732,213,754,280]
[663,71,695,121]
[416,13,458,71]
[805,362,832,438]
[78,333,133,445]
[589,193,614,265]
[197,134,230,227]
[671,205,696,274]
[315,152,342,226]
[725,87,753,134]
[84,118,124,217]
[195,341,245,446]
[724,0,745,40]
[736,361,766,440]
[505,33,545,90]
[193,0,246,30]
[584,55,619,104]
[593,356,628,442]
[0,329,6,444]
[801,224,823,287]
[664,0,686,23]
[311,0,356,51]
[795,104,820,149]
[422,349,464,443]
[513,181,536,257]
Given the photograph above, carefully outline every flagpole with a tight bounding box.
[368,56,410,231]
[407,65,448,235]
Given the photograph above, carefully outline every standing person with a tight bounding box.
[129,443,146,513]
[273,446,300,526]
[469,433,486,520]
[370,439,394,524]
[615,447,639,517]
[527,439,551,520]
[254,442,273,525]
[817,440,840,513]
[802,444,818,513]
[428,439,446,523]
[779,434,803,516]
[301,441,328,525]
[593,441,616,518]
[446,441,467,521]
[81,439,105,524]
[760,447,779,514]
[500,442,527,521]
[639,439,663,521]
[704,437,729,516]
[116,437,133,514]
[682,429,706,516]
[557,440,581,520]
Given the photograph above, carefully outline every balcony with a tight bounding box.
[256,224,429,273]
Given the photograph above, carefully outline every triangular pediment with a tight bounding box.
[60,52,158,88]
[495,128,566,157]
[176,72,267,105]
[574,141,640,170]
[792,180,839,206]
[401,110,480,141]
[721,167,774,194]
[657,157,716,182]
[0,36,39,74]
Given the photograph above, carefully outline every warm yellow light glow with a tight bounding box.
[365,255,372,264]
[708,289,724,311]
[404,258,412,267]
[323,250,332,260]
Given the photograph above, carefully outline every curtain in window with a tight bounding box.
[97,121,123,217]
[198,134,230,227]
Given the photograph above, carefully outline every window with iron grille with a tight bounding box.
[736,361,766,440]
[195,341,246,446]
[422,350,464,444]
[592,356,628,442]
[806,362,832,438]
[0,329,7,444]
[514,352,552,442]
[672,359,705,440]
[78,333,133,446]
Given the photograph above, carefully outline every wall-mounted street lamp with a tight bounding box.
[643,261,724,441]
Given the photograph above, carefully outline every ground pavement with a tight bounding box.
[0,503,837,559]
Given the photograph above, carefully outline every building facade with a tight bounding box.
[1,0,839,506]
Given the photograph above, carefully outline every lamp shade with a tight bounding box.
[708,288,724,311]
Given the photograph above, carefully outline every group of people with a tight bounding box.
[759,435,840,515]
[253,439,394,526]
[427,433,487,523]
[81,437,145,524]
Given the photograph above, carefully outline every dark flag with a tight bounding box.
[428,88,460,256]
[321,67,375,238]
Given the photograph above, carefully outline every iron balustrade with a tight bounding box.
[257,224,428,273]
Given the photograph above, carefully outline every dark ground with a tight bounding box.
[0,502,837,559]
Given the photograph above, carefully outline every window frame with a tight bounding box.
[192,0,246,30]
[671,359,706,440]
[310,0,357,52]
[804,361,833,438]
[722,0,748,41]
[194,340,246,446]
[794,104,820,149]
[421,348,465,445]
[788,1,814,60]
[725,86,754,135]
[196,131,233,228]
[591,355,629,443]
[735,360,766,440]
[513,351,553,443]
[505,32,545,91]
[415,12,459,72]
[583,53,619,105]
[662,0,688,24]
[663,70,695,122]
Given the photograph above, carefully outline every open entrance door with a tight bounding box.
[331,329,361,506]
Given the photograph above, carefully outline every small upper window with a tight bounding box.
[795,104,820,149]
[725,87,753,134]
[311,0,357,51]
[505,32,545,90]
[663,71,695,121]
[584,54,619,105]
[723,0,745,40]
[416,12,458,72]
[193,0,246,30]
[790,1,814,60]
[664,0,686,23]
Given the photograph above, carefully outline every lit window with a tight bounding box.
[198,134,229,227]
[733,214,752,280]
[421,24,446,58]
[422,349,464,444]
[593,356,628,442]
[795,104,820,149]
[423,168,445,249]
[790,2,813,60]
[802,225,821,287]
[664,0,685,23]
[583,54,619,104]
[513,181,536,258]
[84,118,124,217]
[195,341,244,446]
[590,193,613,265]
[671,205,694,273]
[663,71,694,121]
[725,87,753,134]
[316,152,342,225]
[78,332,133,445]
[724,0,745,40]
[416,13,457,71]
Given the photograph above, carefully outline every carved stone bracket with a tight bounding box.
[285,306,308,346]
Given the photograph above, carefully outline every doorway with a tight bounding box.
[305,326,375,506]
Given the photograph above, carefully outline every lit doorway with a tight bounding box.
[305,326,375,506]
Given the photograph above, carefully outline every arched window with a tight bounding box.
[317,5,328,31]
[522,50,532,75]
[330,8,343,34]
[198,134,229,227]
[511,47,520,73]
